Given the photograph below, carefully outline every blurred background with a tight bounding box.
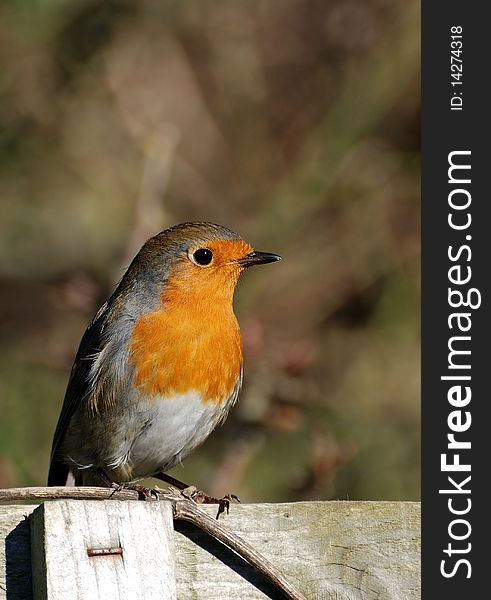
[0,0,419,501]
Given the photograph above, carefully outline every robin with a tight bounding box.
[48,222,280,505]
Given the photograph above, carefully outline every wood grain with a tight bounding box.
[30,501,176,600]
[0,501,420,599]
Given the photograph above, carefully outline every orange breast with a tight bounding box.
[129,272,243,404]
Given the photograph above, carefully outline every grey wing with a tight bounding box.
[47,302,109,485]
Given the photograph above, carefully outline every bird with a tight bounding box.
[48,222,281,503]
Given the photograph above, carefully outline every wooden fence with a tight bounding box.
[0,499,420,599]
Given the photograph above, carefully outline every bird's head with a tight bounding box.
[133,222,281,306]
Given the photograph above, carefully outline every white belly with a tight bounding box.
[128,390,229,478]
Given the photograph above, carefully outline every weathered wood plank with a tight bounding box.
[30,500,176,600]
[174,501,420,600]
[0,501,420,599]
[0,504,35,600]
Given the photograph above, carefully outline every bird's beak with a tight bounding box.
[235,251,282,267]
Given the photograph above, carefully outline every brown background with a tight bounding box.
[0,0,420,501]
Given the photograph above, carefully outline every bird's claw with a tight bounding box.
[111,482,160,501]
[181,486,240,519]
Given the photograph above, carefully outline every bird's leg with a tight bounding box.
[154,472,240,519]
[154,472,190,490]
[92,467,158,500]
[93,467,118,488]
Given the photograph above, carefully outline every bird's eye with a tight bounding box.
[193,248,213,266]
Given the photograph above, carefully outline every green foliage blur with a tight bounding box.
[0,0,420,501]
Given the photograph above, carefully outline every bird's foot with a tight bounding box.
[153,472,240,517]
[113,482,160,501]
[130,483,160,501]
[181,485,240,519]
[92,470,159,501]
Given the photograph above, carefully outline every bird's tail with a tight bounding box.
[47,456,70,486]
